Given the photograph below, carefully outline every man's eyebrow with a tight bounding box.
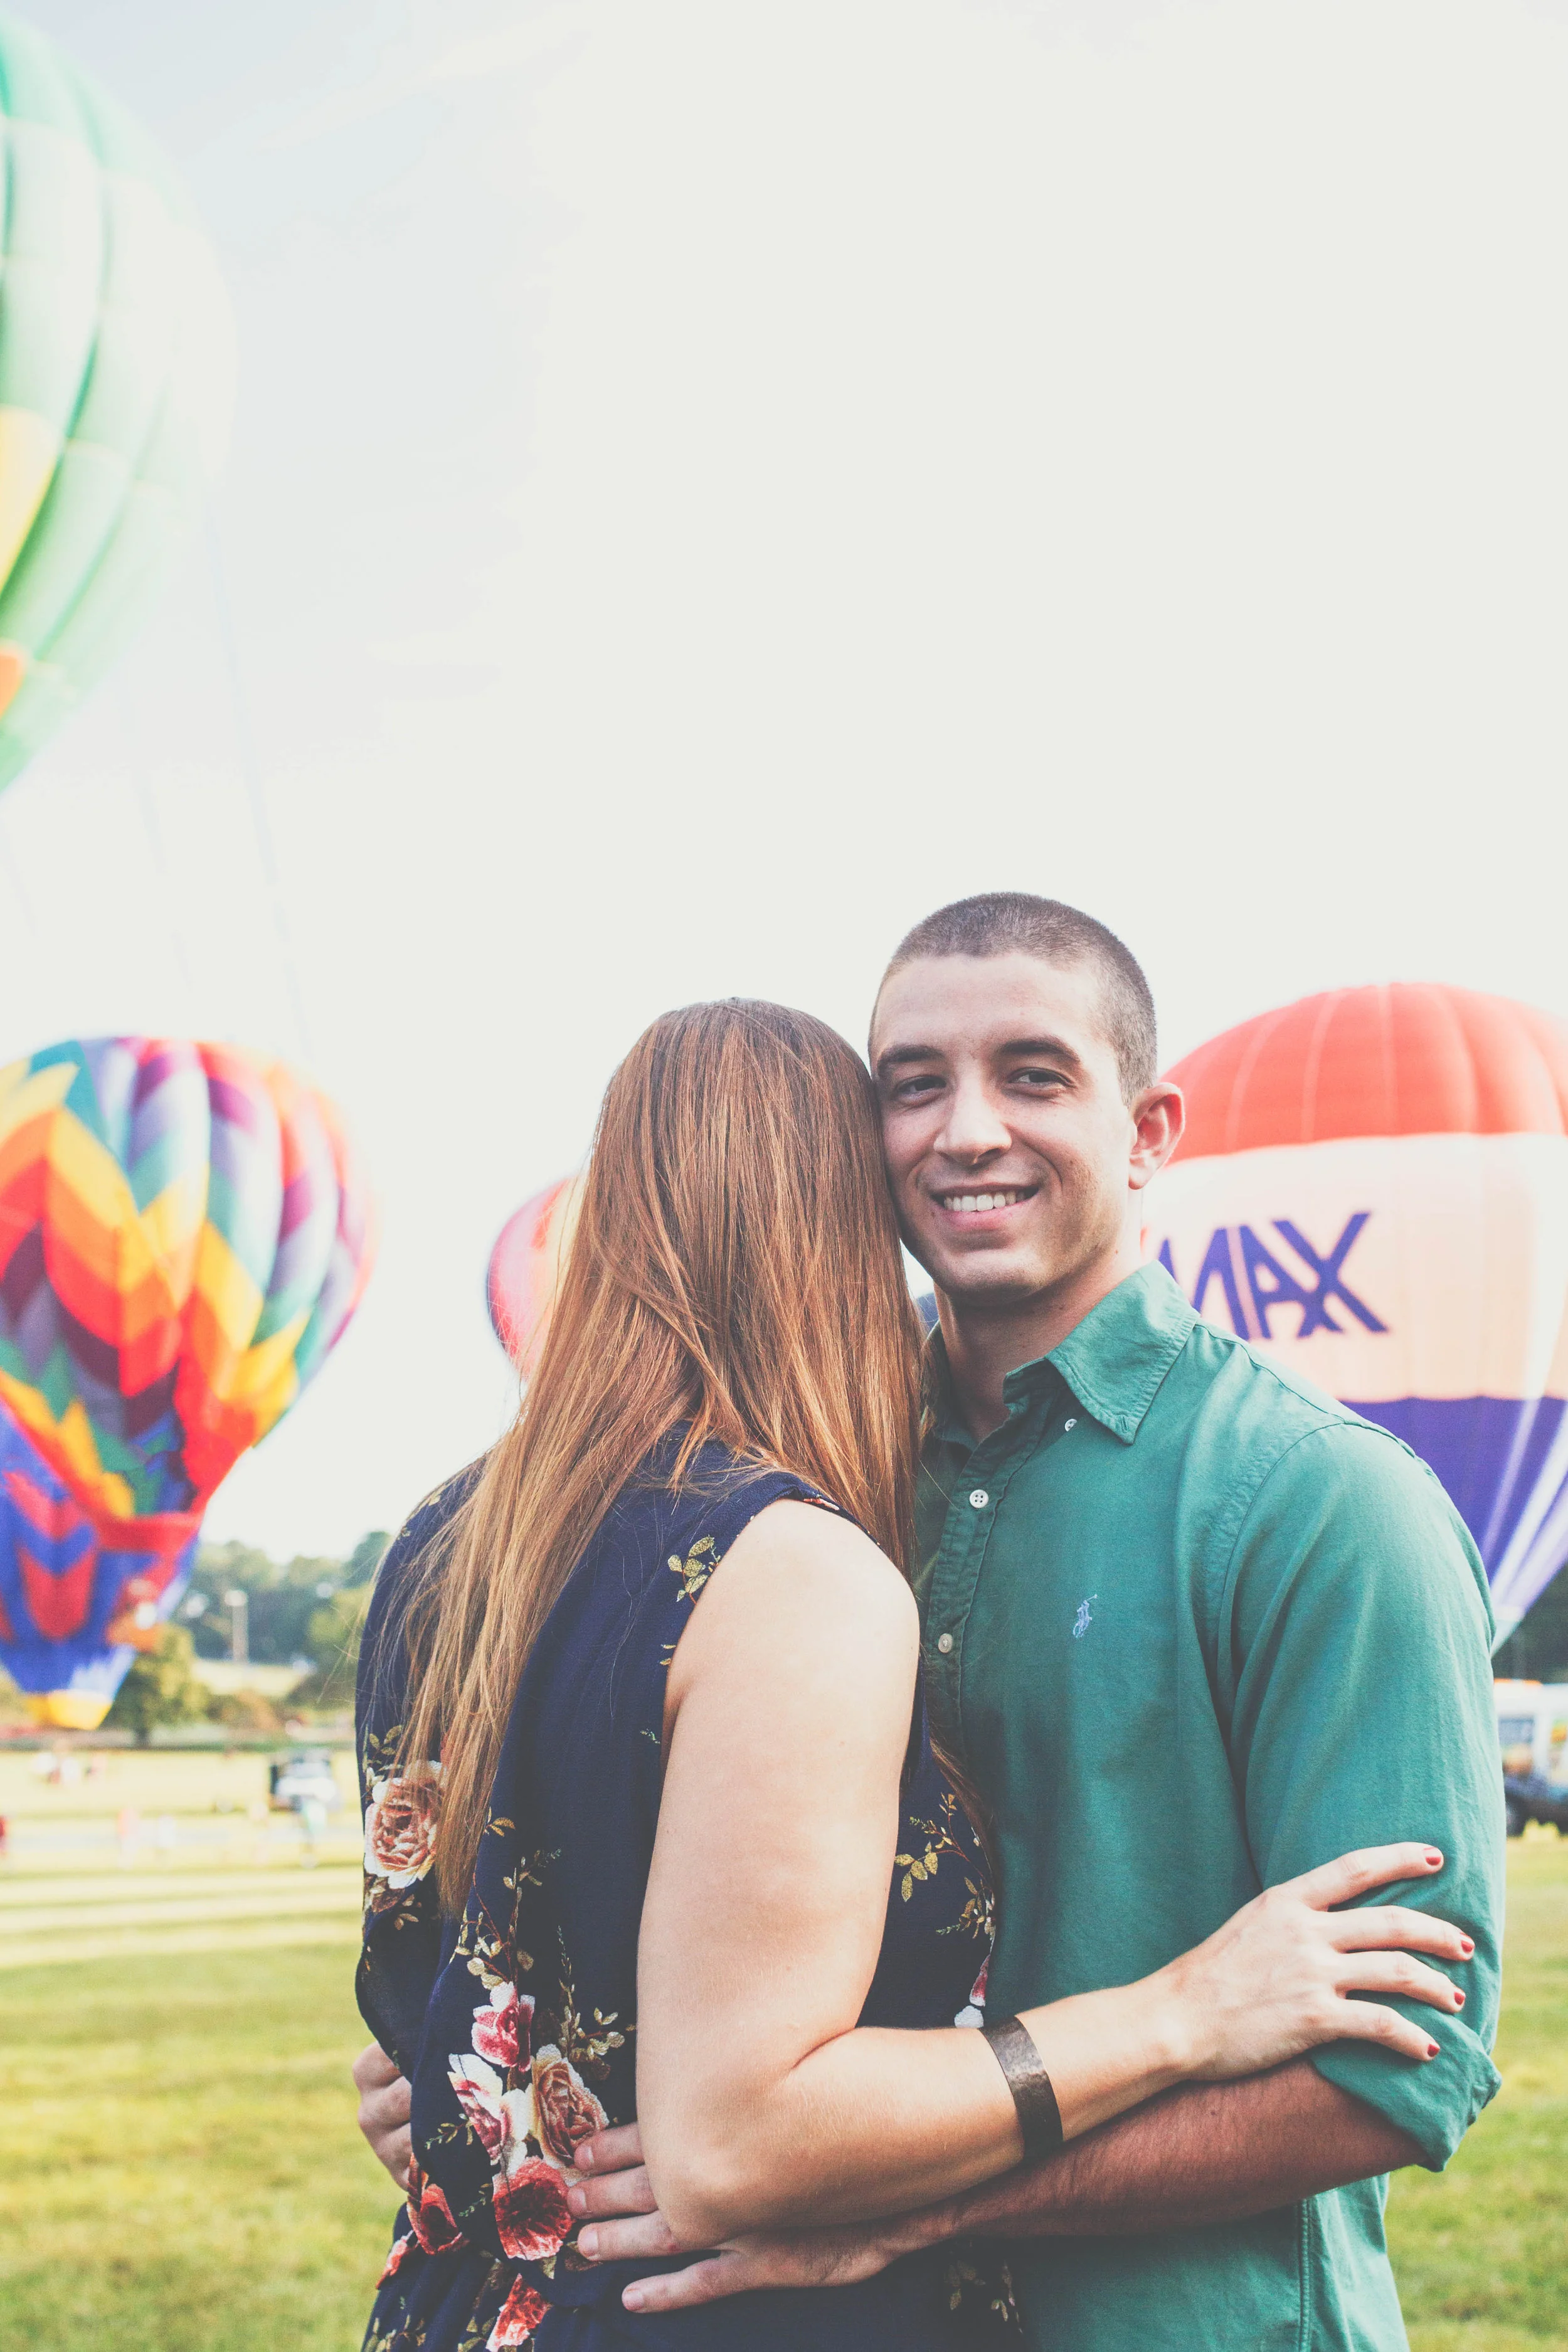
[874,1034,1086,1079]
[999,1034,1085,1068]
[874,1043,943,1077]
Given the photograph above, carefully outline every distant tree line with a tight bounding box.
[105,1528,391,1740]
[181,1530,389,1667]
[1494,1568,1568,1683]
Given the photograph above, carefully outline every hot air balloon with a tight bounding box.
[0,1036,375,1724]
[487,1177,581,1371]
[1145,983,1568,1645]
[0,14,233,795]
[0,1396,197,1727]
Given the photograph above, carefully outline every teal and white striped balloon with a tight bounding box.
[0,13,233,794]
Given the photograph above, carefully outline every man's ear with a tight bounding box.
[1128,1082,1185,1192]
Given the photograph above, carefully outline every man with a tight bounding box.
[359,893,1503,2349]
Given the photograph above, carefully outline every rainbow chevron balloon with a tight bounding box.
[0,1039,375,1698]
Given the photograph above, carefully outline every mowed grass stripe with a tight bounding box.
[1,1880,362,1939]
[0,1917,367,1969]
[0,1865,363,1910]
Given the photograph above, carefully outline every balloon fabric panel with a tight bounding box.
[1148,984,1568,1642]
[0,1392,198,1729]
[1174,984,1568,1157]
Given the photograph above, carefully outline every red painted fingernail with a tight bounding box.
[1426,2041,1439,2058]
[1425,1850,1443,1868]
[1454,1990,1465,2007]
[1461,1937,1474,1956]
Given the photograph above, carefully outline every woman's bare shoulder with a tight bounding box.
[698,1496,918,1638]
[660,1496,919,1763]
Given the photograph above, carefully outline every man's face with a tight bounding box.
[871,951,1170,1308]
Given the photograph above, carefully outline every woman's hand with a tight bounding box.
[1015,1841,1471,2140]
[568,2127,919,2314]
[1152,1843,1471,2080]
[353,2042,413,2193]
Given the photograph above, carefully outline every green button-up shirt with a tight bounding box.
[917,1262,1503,2352]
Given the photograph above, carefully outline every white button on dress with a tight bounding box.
[968,1488,989,1509]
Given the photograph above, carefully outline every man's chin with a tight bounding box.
[928,1256,1051,1311]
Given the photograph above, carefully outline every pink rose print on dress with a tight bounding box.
[449,2054,507,2161]
[526,2045,608,2172]
[363,1769,441,1909]
[472,1981,534,2070]
[493,2157,573,2262]
[487,2277,549,2346]
[378,2228,414,2286]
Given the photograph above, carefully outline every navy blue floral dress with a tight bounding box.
[356,1444,1014,2350]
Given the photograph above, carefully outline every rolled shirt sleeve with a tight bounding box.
[1221,1419,1505,2169]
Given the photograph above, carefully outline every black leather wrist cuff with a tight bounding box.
[980,2013,1065,2162]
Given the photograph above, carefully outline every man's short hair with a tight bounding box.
[881,892,1157,1100]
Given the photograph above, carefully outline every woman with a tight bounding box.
[355,1000,1466,2352]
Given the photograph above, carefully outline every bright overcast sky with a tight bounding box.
[5,0,1567,1556]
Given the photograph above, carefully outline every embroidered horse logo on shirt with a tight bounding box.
[1073,1595,1098,1640]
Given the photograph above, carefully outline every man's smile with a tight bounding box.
[929,1183,1041,1219]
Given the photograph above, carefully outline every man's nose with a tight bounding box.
[934,1079,1012,1163]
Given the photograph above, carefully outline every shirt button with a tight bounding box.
[1064,1418,1077,1431]
[968,1488,990,1509]
[936,1632,955,1654]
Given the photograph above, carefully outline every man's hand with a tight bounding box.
[569,2124,921,2311]
[353,2041,413,2193]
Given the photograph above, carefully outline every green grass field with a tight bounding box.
[1384,1833,1568,2352]
[0,1752,1562,2351]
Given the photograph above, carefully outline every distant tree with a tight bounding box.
[183,1541,278,1658]
[343,1530,391,1587]
[177,1529,392,1684]
[186,1540,348,1665]
[296,1584,373,1710]
[1495,1565,1568,1682]
[205,1687,284,1734]
[106,1624,209,1745]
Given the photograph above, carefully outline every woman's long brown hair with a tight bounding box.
[402,999,926,1914]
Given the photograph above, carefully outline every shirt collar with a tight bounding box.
[1036,1260,1195,1443]
[927,1260,1196,1451]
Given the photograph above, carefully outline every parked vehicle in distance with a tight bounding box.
[268,1750,343,1815]
[1496,1678,1568,1835]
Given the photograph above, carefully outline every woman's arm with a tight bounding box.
[635,1503,1470,2249]
[637,1501,1020,2247]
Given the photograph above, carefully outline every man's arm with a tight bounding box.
[946,2058,1418,2238]
[353,2042,413,2194]
[569,2063,1421,2307]
[1219,1421,1503,2169]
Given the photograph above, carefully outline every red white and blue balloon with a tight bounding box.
[1147,984,1568,1645]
